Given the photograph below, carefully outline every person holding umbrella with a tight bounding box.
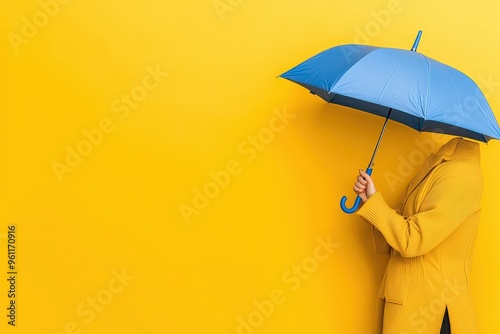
[353,137,482,334]
[279,31,500,333]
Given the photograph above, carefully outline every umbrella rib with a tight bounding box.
[304,59,342,86]
[376,55,405,105]
[305,50,371,90]
[445,66,465,129]
[423,54,432,124]
[328,93,337,103]
[317,47,378,92]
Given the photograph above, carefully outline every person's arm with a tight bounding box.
[356,162,482,258]
[353,169,391,254]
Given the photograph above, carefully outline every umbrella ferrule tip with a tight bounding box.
[411,30,423,52]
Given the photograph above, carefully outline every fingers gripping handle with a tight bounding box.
[340,167,373,214]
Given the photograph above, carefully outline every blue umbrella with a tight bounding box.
[279,31,500,214]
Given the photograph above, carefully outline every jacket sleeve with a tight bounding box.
[357,162,482,258]
[370,180,409,254]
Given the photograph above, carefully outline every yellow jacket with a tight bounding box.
[357,138,483,334]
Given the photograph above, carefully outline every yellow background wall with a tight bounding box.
[1,0,500,333]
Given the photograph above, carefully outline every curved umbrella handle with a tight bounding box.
[340,167,373,214]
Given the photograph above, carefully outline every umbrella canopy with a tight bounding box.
[279,39,500,142]
[278,31,500,213]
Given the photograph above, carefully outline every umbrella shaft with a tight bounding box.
[368,108,392,169]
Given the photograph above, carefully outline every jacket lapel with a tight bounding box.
[397,138,461,212]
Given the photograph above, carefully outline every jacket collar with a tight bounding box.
[402,137,480,200]
[433,137,480,162]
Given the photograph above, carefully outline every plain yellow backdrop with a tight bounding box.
[1,0,500,333]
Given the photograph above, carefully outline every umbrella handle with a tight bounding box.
[340,167,373,214]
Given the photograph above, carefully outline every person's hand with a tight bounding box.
[353,169,376,203]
